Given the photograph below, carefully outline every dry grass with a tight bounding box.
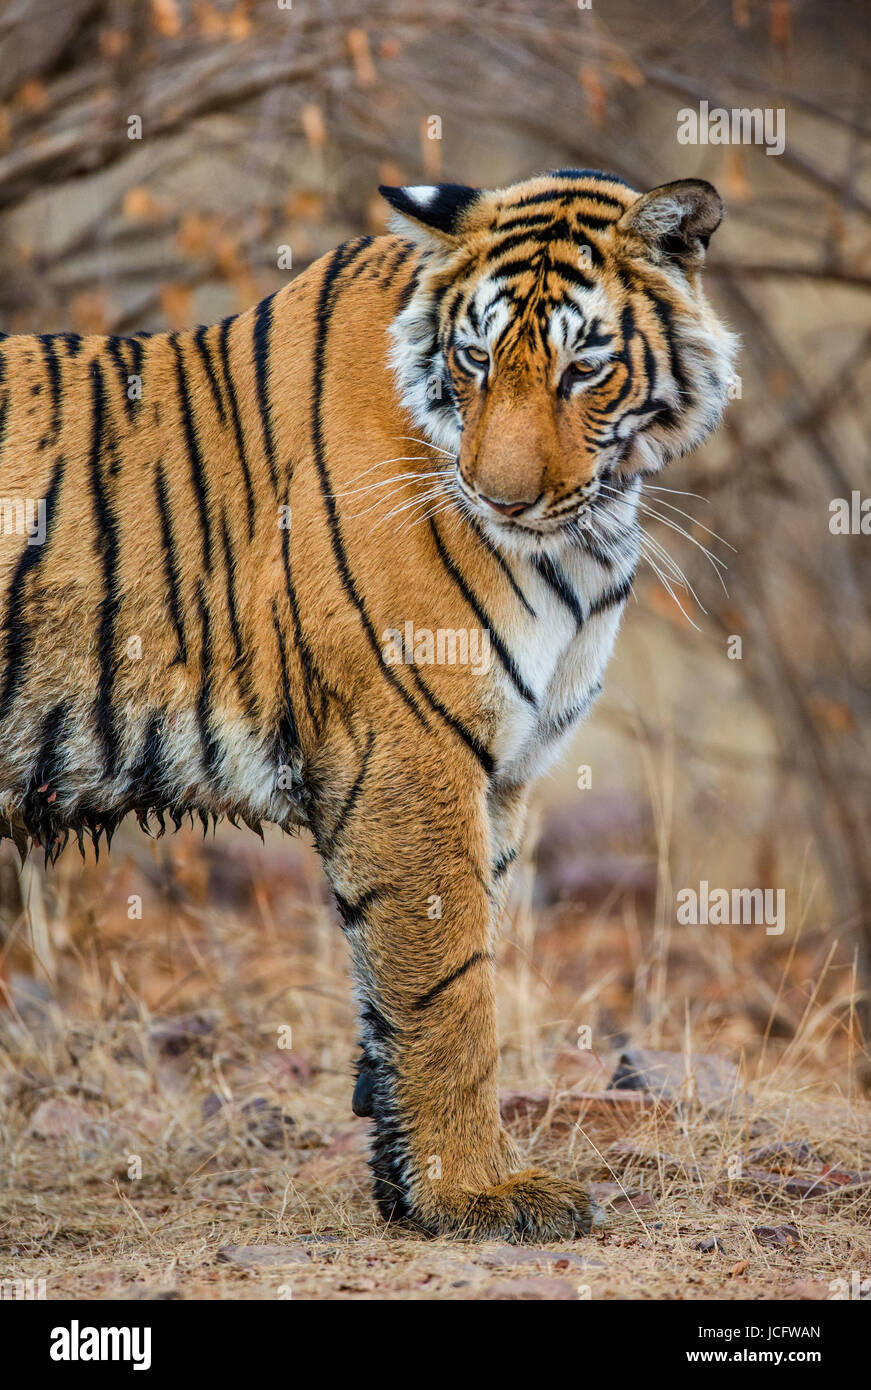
[0,819,868,1302]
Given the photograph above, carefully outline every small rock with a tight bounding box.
[753,1224,802,1249]
[148,1014,215,1058]
[746,1140,820,1169]
[610,1048,743,1108]
[695,1236,726,1253]
[500,1087,670,1141]
[242,1097,296,1147]
[591,1181,654,1214]
[27,1098,90,1140]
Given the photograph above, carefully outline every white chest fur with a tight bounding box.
[488,541,636,785]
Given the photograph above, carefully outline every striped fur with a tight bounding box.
[0,170,736,1239]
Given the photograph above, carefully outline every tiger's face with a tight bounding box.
[383,170,738,557]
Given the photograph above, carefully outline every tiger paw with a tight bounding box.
[422,1170,604,1242]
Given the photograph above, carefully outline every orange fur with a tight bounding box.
[0,170,736,1237]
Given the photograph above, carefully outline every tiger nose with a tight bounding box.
[481,494,539,517]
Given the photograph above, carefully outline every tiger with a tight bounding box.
[0,168,736,1240]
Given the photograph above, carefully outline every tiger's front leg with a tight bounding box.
[312,730,598,1241]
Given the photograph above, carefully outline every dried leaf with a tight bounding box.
[122,186,168,223]
[347,28,377,88]
[15,80,49,114]
[579,63,607,128]
[721,149,751,203]
[300,103,327,152]
[150,0,183,38]
[769,0,792,49]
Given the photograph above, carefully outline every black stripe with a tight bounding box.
[153,462,188,664]
[488,252,546,281]
[430,518,537,707]
[106,337,135,421]
[88,362,121,778]
[494,212,558,235]
[221,510,258,721]
[0,349,9,450]
[333,885,382,933]
[22,699,71,862]
[510,188,625,214]
[642,291,690,399]
[127,335,144,405]
[413,952,488,1010]
[171,336,213,574]
[194,580,220,780]
[486,226,553,260]
[493,846,518,879]
[38,336,63,440]
[533,553,585,626]
[588,571,635,617]
[310,241,430,728]
[271,599,300,756]
[395,260,422,313]
[279,487,325,733]
[541,681,603,742]
[379,240,413,286]
[545,256,596,286]
[361,999,395,1042]
[0,456,65,721]
[217,316,256,541]
[252,293,279,493]
[325,727,375,853]
[577,532,616,569]
[468,515,536,617]
[192,325,226,425]
[408,667,494,776]
[128,711,167,813]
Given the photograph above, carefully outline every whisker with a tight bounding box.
[635,503,729,592]
[644,483,710,503]
[637,538,702,632]
[642,532,708,613]
[597,481,730,590]
[401,499,459,534]
[371,485,450,534]
[333,468,447,501]
[396,435,456,458]
[345,479,447,523]
[331,460,442,494]
[635,487,735,552]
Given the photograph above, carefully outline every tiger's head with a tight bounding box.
[382,169,738,557]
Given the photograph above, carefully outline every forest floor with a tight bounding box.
[1,826,869,1302]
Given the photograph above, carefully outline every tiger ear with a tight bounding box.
[616,179,723,268]
[378,182,482,246]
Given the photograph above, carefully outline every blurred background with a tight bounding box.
[0,0,869,1089]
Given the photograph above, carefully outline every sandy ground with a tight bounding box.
[1,827,869,1302]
